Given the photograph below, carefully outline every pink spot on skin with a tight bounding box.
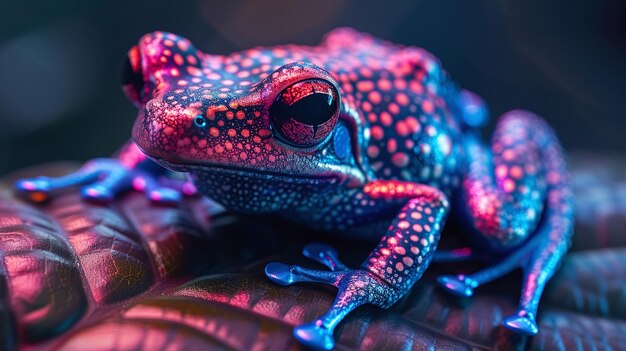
[380,111,393,126]
[356,81,374,92]
[367,145,380,158]
[368,91,382,104]
[392,153,409,167]
[388,103,400,114]
[503,179,516,192]
[503,149,515,161]
[398,221,410,229]
[387,139,397,153]
[394,246,406,255]
[422,100,434,114]
[132,177,147,191]
[377,79,392,91]
[409,81,423,94]
[396,93,410,106]
[371,126,384,140]
[495,165,508,178]
[548,171,561,184]
[405,117,420,134]
[361,101,372,112]
[173,54,184,66]
[510,166,523,179]
[395,121,409,136]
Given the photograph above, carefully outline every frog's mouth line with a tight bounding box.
[153,157,341,184]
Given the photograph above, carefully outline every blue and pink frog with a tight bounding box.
[15,28,573,350]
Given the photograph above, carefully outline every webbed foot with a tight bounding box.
[502,310,538,336]
[293,322,335,350]
[15,158,193,205]
[437,274,477,297]
[265,243,395,350]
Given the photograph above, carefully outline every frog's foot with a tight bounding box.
[265,244,395,351]
[15,158,183,205]
[437,274,478,297]
[265,243,347,286]
[502,310,538,336]
[436,234,553,336]
[436,233,539,298]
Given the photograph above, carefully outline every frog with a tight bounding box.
[14,28,574,350]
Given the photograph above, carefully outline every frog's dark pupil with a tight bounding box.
[270,91,337,127]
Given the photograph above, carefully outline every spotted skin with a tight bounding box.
[15,28,574,350]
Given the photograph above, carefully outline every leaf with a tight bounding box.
[0,153,624,351]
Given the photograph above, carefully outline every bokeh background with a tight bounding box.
[1,0,624,175]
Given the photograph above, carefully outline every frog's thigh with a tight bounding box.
[460,112,551,252]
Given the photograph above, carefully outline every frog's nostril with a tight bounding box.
[194,115,207,128]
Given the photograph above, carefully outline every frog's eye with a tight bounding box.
[121,52,145,106]
[269,79,339,147]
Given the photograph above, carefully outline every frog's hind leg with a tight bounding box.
[503,178,573,335]
[437,110,574,335]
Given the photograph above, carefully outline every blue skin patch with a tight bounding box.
[333,124,350,162]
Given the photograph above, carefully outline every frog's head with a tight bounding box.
[123,32,368,212]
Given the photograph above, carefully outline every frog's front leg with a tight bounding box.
[14,142,194,204]
[265,181,449,350]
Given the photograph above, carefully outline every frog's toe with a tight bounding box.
[81,184,115,203]
[437,274,476,297]
[147,187,182,204]
[303,243,348,271]
[502,310,538,336]
[265,263,294,285]
[14,178,53,202]
[293,322,335,351]
[265,262,339,286]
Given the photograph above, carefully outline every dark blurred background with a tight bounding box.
[1,0,625,175]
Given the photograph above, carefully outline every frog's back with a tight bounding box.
[215,28,466,194]
[316,29,466,193]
